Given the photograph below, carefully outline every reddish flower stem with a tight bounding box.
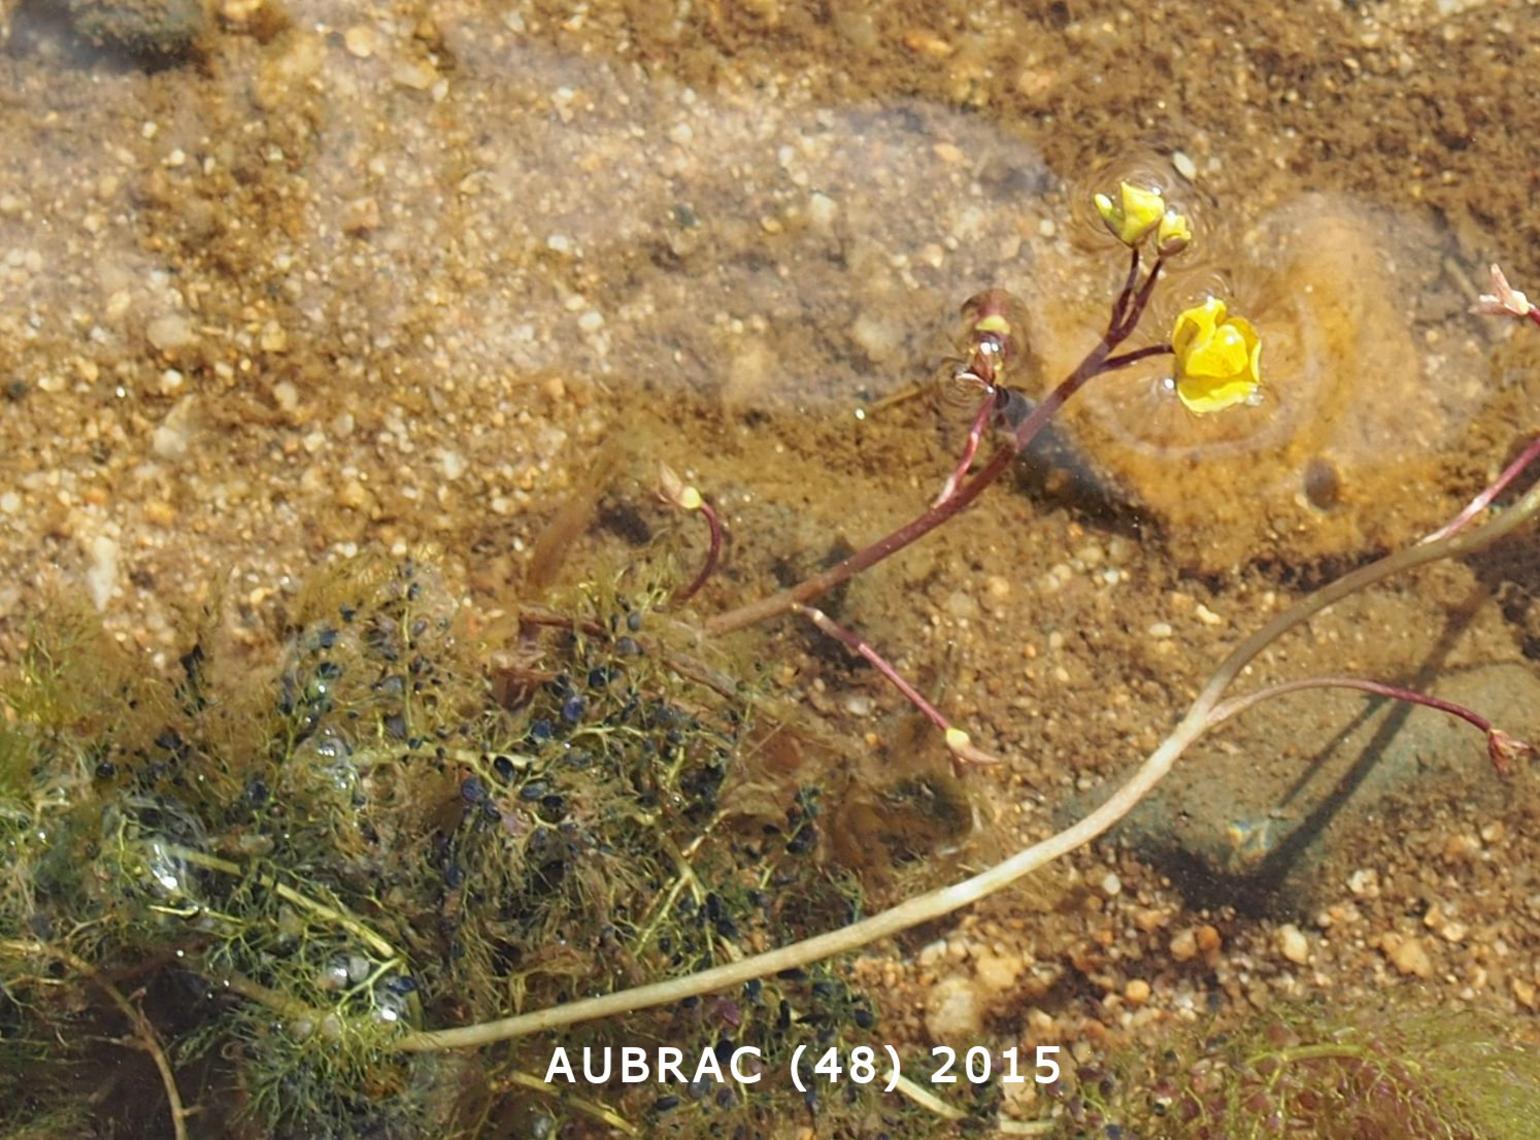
[1207,675,1493,736]
[792,603,1000,770]
[1206,675,1531,777]
[793,603,950,733]
[706,259,1167,637]
[1423,433,1540,544]
[674,499,723,604]
[933,390,1001,508]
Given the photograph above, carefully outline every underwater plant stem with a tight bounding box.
[212,966,326,1021]
[704,346,1109,637]
[1423,433,1540,544]
[164,843,403,965]
[498,1070,640,1136]
[792,603,1000,769]
[932,388,1000,507]
[3,941,191,1140]
[674,498,723,604]
[793,604,951,734]
[705,262,1167,638]
[389,465,1540,1055]
[1207,676,1494,737]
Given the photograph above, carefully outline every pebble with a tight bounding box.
[146,313,195,353]
[1124,978,1150,1005]
[924,975,982,1039]
[1386,936,1433,978]
[393,60,439,91]
[1147,621,1173,639]
[1099,871,1122,898]
[338,479,369,510]
[1277,923,1309,965]
[85,534,119,611]
[1172,150,1198,181]
[808,191,836,231]
[842,694,873,717]
[943,589,980,620]
[974,949,1021,993]
[343,24,378,58]
[1169,927,1198,962]
[151,397,197,460]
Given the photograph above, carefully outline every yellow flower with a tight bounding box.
[1170,297,1262,414]
[1093,181,1166,246]
[1156,209,1192,256]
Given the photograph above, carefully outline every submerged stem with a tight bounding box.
[392,454,1540,1054]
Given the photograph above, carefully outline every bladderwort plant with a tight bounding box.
[3,182,1538,1138]
[387,194,1540,1091]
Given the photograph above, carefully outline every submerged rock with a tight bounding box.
[63,0,207,62]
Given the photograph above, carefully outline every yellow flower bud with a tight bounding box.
[1093,181,1166,246]
[1170,297,1262,415]
[1156,209,1192,256]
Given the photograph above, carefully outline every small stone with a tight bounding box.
[1386,936,1433,978]
[1196,925,1222,955]
[1172,150,1198,180]
[66,0,207,61]
[272,380,299,412]
[393,59,439,90]
[943,589,980,620]
[440,450,466,481]
[84,534,119,612]
[260,320,288,353]
[577,310,604,334]
[1147,621,1173,639]
[1124,978,1151,1005]
[974,950,1021,994]
[1277,923,1309,965]
[1133,908,1168,934]
[924,975,982,1039]
[918,939,948,968]
[1099,872,1122,898]
[842,694,873,717]
[808,192,836,231]
[342,197,381,235]
[338,479,369,510]
[1514,979,1536,1009]
[343,24,377,57]
[1169,928,1198,962]
[151,396,197,460]
[146,313,195,353]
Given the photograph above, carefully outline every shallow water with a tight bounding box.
[3,1,1540,1137]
